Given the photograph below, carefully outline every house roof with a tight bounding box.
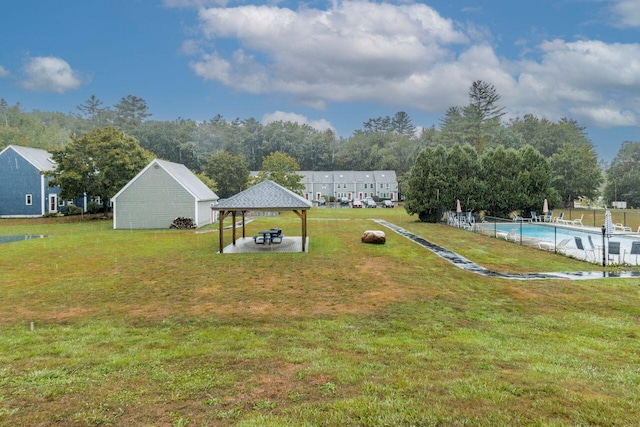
[1,145,56,171]
[296,170,397,182]
[113,159,219,201]
[213,179,312,210]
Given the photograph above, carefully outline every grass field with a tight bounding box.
[1,208,639,426]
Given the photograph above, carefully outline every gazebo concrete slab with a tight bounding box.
[221,237,309,254]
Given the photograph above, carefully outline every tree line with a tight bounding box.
[1,81,638,210]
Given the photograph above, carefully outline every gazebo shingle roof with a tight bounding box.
[214,179,312,210]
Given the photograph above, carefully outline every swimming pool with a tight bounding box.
[476,222,640,265]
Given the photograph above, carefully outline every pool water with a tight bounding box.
[492,223,597,241]
[0,235,48,244]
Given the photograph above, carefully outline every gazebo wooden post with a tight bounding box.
[293,209,308,253]
[218,210,226,253]
[232,211,237,245]
[302,210,307,252]
[242,211,246,238]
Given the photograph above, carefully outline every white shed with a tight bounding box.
[112,159,219,229]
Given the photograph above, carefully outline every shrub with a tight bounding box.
[65,205,83,216]
[87,201,101,214]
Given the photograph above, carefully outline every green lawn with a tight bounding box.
[1,209,639,426]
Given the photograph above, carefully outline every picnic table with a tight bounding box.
[253,228,283,245]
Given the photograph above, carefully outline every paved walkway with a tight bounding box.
[375,219,640,281]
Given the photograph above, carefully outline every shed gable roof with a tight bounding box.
[1,145,56,171]
[155,159,218,201]
[214,179,312,210]
[113,159,218,201]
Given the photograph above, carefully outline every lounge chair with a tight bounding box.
[505,229,519,242]
[543,211,553,222]
[570,214,584,226]
[552,238,572,254]
[553,212,564,223]
[537,237,571,252]
[613,223,632,232]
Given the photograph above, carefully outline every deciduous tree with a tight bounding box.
[404,145,450,222]
[604,141,640,207]
[251,151,304,194]
[204,151,249,198]
[549,144,602,207]
[45,127,153,210]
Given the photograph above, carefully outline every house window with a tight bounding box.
[25,194,32,206]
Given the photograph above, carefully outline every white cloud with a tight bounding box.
[610,0,640,28]
[506,39,640,127]
[20,56,84,93]
[186,1,640,130]
[191,1,467,103]
[569,106,637,127]
[262,111,334,132]
[0,65,9,78]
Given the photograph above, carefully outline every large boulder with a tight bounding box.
[361,230,386,244]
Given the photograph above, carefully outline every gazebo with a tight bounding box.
[211,179,313,253]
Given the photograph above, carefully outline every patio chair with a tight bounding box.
[543,211,553,222]
[587,235,601,261]
[531,211,541,222]
[574,236,594,261]
[624,241,640,265]
[608,241,621,264]
[553,212,564,223]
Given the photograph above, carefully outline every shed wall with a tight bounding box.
[114,166,196,229]
[196,200,215,227]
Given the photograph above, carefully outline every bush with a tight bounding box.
[65,205,83,216]
[87,201,101,214]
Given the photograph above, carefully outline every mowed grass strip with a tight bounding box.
[0,209,639,426]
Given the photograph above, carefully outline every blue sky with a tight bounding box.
[1,0,639,162]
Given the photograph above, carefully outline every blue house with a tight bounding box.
[0,145,62,217]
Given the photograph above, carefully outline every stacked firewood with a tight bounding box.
[170,217,196,229]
